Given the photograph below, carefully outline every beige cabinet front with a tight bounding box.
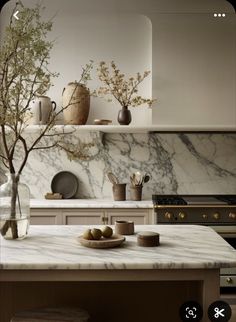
[30,210,62,225]
[30,208,152,225]
[62,210,104,225]
[107,210,149,225]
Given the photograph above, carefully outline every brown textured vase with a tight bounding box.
[117,106,131,125]
[62,82,90,125]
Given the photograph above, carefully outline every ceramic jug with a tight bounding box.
[30,95,56,125]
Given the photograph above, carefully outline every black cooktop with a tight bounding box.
[152,195,236,205]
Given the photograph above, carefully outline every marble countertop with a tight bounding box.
[1,225,236,270]
[30,199,153,209]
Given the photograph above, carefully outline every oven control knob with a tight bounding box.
[179,212,186,220]
[202,214,208,220]
[229,212,236,220]
[226,277,233,284]
[164,212,173,220]
[213,212,220,220]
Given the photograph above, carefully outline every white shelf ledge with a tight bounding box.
[22,124,236,134]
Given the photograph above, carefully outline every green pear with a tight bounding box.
[91,228,102,240]
[102,226,113,238]
[82,229,94,240]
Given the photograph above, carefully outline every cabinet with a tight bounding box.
[30,210,62,225]
[107,210,149,225]
[62,210,104,225]
[30,208,153,225]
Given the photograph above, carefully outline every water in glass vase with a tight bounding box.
[0,216,29,240]
[0,173,30,240]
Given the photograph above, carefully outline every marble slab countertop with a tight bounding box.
[30,199,153,209]
[1,225,236,270]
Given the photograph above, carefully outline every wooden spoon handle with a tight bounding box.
[107,172,119,184]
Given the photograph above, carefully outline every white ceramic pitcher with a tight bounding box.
[30,95,56,125]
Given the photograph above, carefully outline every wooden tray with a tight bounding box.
[94,119,112,125]
[78,234,125,249]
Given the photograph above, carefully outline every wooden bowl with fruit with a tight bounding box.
[78,226,125,249]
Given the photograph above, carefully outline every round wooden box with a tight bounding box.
[137,231,160,247]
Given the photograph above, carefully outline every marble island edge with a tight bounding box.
[1,225,236,270]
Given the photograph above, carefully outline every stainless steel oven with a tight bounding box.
[152,195,236,292]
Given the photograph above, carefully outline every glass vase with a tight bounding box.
[0,173,30,240]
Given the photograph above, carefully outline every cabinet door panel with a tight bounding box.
[30,216,58,225]
[63,211,103,225]
[107,210,149,225]
[30,210,62,225]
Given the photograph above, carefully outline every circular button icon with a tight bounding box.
[208,301,231,322]
[179,301,203,322]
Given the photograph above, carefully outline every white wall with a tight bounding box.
[48,13,152,125]
[1,0,235,126]
[151,13,236,126]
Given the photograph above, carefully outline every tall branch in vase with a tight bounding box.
[0,2,93,239]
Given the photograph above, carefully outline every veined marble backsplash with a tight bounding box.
[0,132,236,199]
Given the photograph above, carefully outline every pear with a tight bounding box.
[102,226,113,238]
[91,228,102,240]
[82,229,94,240]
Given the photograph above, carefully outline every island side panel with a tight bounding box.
[0,269,220,322]
[0,281,202,322]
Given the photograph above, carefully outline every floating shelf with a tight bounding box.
[21,124,236,134]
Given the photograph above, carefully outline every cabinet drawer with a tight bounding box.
[30,216,58,225]
[220,275,236,287]
[30,210,62,225]
[62,211,104,225]
[107,210,149,225]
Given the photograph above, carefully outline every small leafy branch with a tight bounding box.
[77,60,94,87]
[96,61,156,108]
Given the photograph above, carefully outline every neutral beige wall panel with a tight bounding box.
[152,13,236,125]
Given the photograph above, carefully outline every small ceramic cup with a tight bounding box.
[115,220,134,235]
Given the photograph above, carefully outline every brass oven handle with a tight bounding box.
[229,212,236,220]
[165,212,173,220]
[213,212,220,220]
[226,277,233,284]
[179,212,186,220]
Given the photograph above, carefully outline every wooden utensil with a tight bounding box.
[143,174,150,184]
[130,174,136,186]
[135,171,142,185]
[107,172,119,185]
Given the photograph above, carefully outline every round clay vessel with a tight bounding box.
[62,82,90,125]
[117,106,131,125]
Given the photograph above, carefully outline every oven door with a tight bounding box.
[210,226,236,291]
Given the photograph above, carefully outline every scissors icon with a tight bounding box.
[214,307,225,318]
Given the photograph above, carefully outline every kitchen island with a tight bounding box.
[1,225,236,322]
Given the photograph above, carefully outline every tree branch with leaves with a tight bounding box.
[0,2,93,239]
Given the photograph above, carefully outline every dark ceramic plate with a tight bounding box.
[51,171,78,199]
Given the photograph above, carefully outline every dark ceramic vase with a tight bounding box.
[117,106,132,125]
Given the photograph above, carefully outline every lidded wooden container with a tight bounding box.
[137,231,160,247]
